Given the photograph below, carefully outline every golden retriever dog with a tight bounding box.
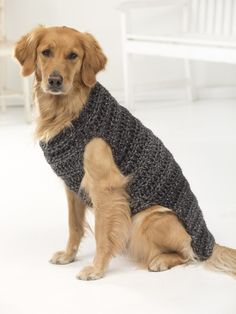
[14,26,236,280]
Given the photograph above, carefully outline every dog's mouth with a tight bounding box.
[47,87,64,95]
[41,83,68,95]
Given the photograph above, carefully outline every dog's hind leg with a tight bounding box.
[50,187,87,264]
[148,253,187,272]
[77,138,131,280]
[128,205,195,271]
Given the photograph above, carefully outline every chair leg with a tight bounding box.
[0,96,6,113]
[22,77,32,123]
[0,56,7,112]
[121,12,134,111]
[184,59,197,101]
[123,53,134,110]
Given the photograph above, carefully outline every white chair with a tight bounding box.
[119,0,236,109]
[0,0,31,122]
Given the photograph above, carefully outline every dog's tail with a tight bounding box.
[204,244,236,277]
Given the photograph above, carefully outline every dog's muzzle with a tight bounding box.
[47,71,63,93]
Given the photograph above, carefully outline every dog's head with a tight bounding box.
[14,26,107,95]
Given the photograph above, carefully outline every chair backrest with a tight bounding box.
[183,0,236,38]
[0,0,5,41]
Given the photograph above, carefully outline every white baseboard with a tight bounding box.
[198,86,236,99]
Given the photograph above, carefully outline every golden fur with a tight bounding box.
[14,26,236,280]
[14,26,106,141]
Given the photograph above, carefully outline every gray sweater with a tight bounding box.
[40,82,215,260]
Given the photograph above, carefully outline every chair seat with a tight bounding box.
[127,33,236,48]
[125,33,236,64]
[0,40,14,57]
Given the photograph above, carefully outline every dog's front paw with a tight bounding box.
[50,250,76,265]
[148,258,168,272]
[76,266,104,281]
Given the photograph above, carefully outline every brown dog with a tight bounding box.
[14,26,236,280]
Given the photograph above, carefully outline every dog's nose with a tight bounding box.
[48,73,63,89]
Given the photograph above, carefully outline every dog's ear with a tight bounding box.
[14,26,44,76]
[81,33,107,87]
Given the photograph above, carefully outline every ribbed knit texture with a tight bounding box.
[40,82,215,260]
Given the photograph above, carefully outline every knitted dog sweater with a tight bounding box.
[40,82,215,261]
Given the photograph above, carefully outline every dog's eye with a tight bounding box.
[42,49,51,57]
[67,52,78,60]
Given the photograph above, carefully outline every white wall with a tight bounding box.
[6,0,236,101]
